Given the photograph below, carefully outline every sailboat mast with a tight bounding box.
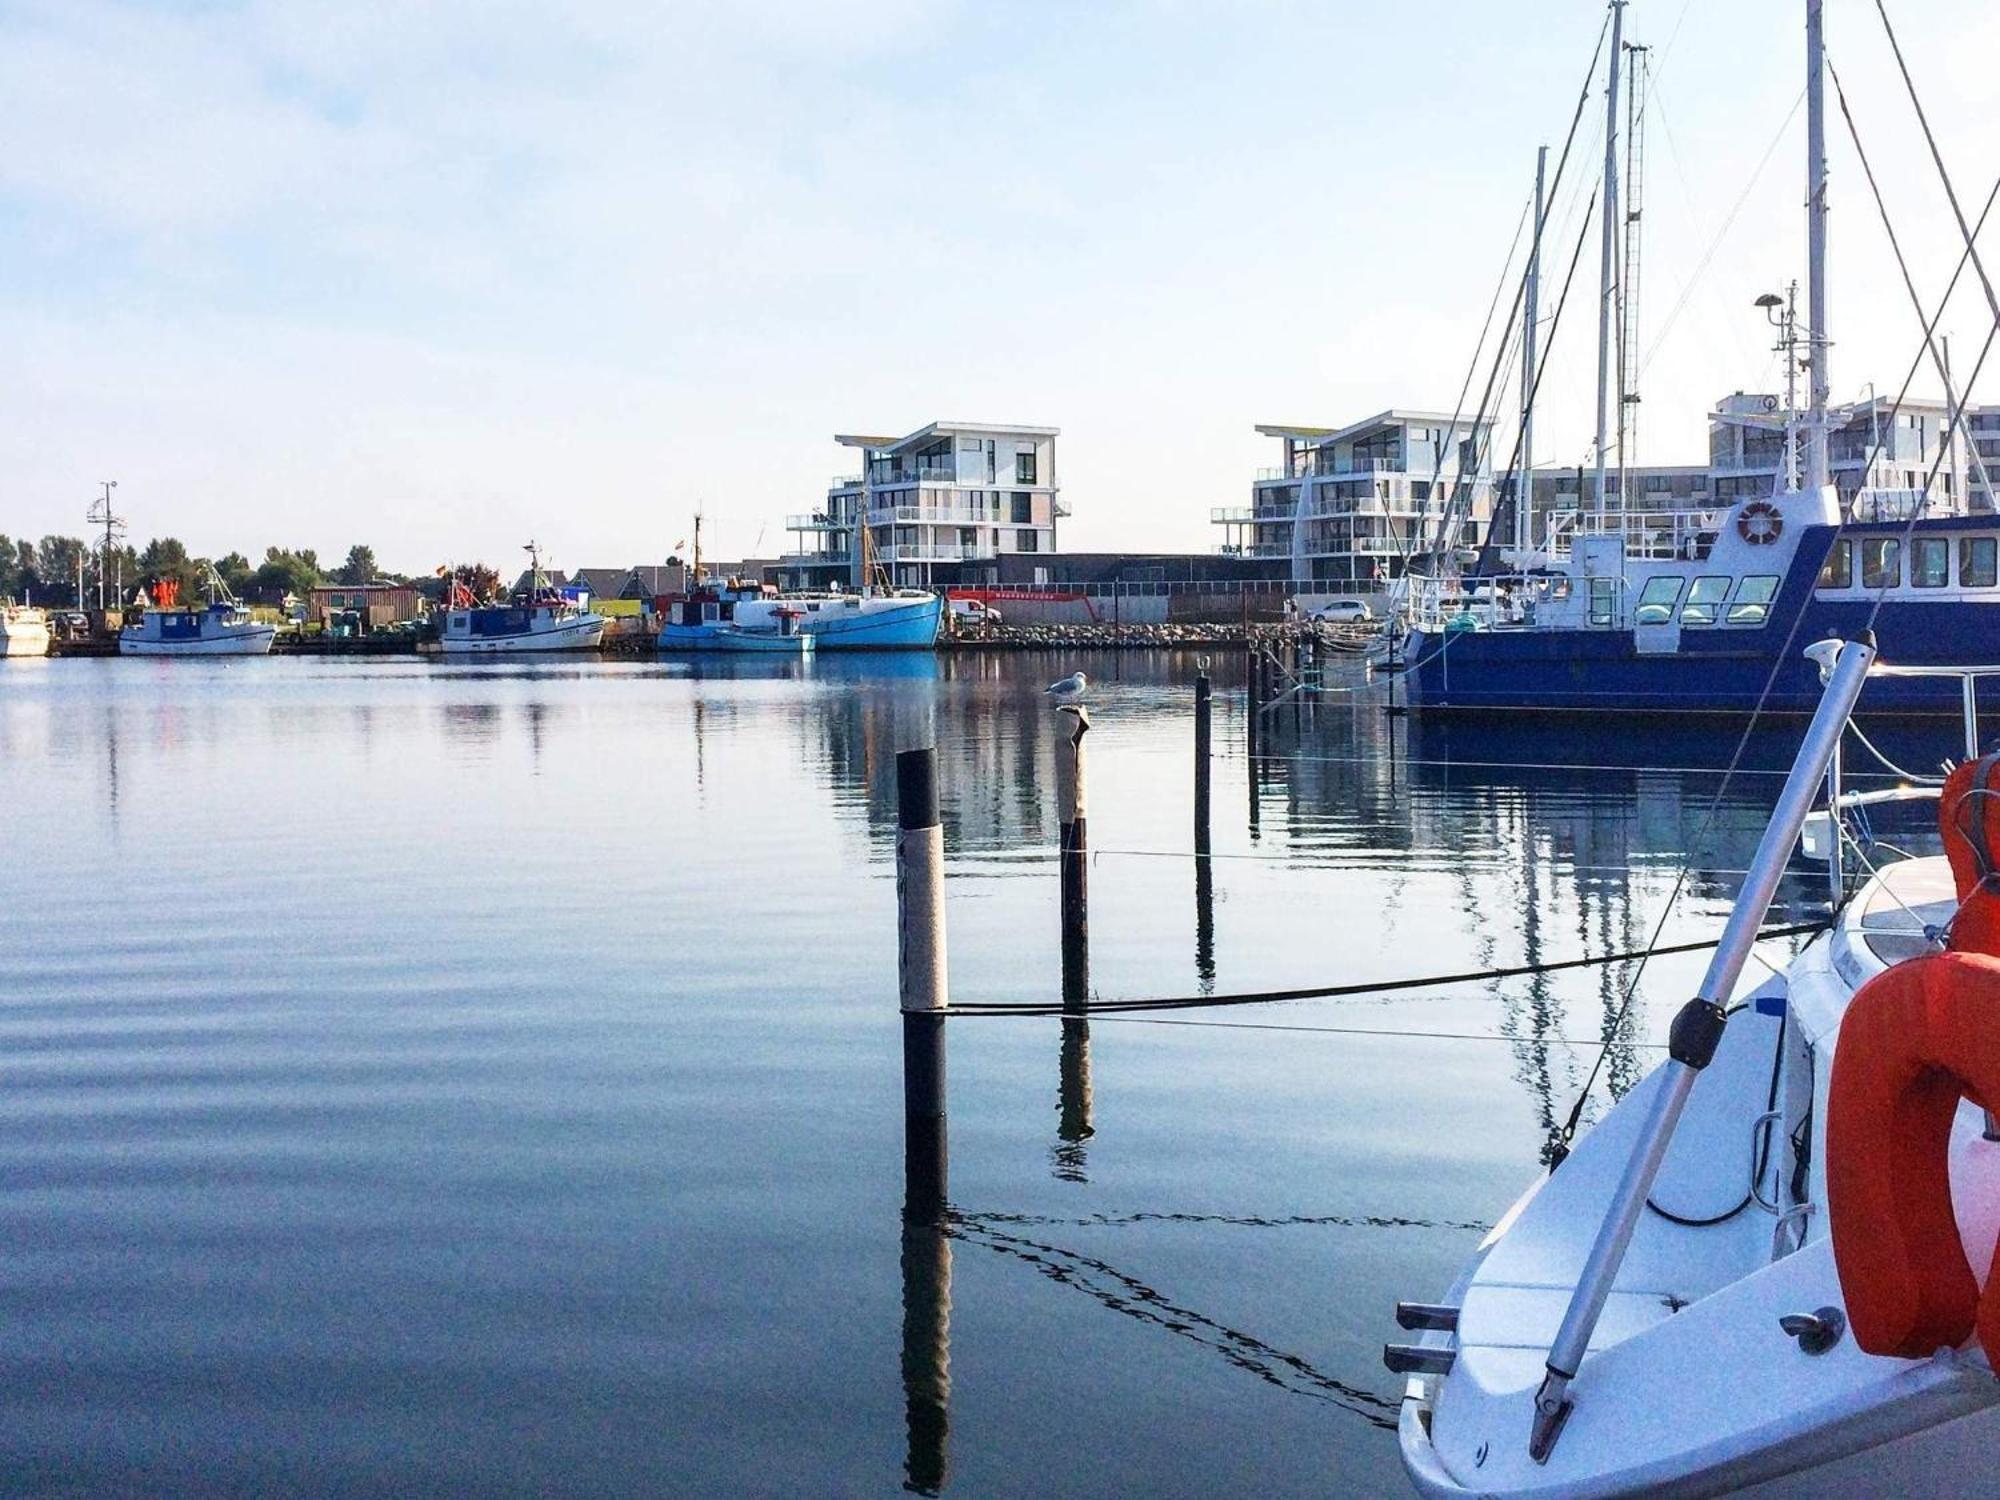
[1804,0,1832,494]
[1518,144,1547,554]
[1592,0,1626,527]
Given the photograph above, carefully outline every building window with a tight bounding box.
[1011,492,1031,523]
[1018,531,1039,553]
[1818,538,1852,589]
[1912,537,1949,588]
[1963,536,1998,588]
[1015,450,1037,485]
[1861,538,1902,590]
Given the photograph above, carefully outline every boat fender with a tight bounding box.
[1941,753,2000,956]
[1827,950,2000,1364]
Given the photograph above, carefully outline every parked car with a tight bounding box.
[1310,599,1373,624]
[948,597,1002,628]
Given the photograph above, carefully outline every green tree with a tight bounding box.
[213,552,254,595]
[449,561,501,603]
[0,535,14,599]
[137,536,203,602]
[336,544,378,585]
[10,538,39,602]
[252,546,323,601]
[36,536,87,607]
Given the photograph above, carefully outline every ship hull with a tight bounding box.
[119,625,276,656]
[1405,596,2000,715]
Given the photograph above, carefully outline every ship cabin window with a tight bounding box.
[1727,575,1780,625]
[1589,577,1618,627]
[1634,575,1683,625]
[1680,576,1733,626]
[1963,536,1998,588]
[1817,538,1853,590]
[1861,538,1902,590]
[1912,537,1950,588]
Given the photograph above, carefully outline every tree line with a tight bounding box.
[0,538,506,609]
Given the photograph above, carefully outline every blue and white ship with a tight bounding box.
[1394,0,1998,719]
[120,568,275,656]
[657,586,815,655]
[727,589,942,650]
[1401,490,2000,715]
[438,542,605,655]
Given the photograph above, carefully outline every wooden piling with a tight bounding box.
[1055,706,1090,1005]
[896,747,948,1228]
[1194,670,1212,850]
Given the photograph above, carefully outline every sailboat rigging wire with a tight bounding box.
[1639,88,1805,378]
[1480,183,1603,557]
[1828,57,1998,503]
[1553,102,2000,1162]
[1404,10,1610,571]
[1874,0,2000,337]
[941,920,1827,1017]
[1843,718,1946,785]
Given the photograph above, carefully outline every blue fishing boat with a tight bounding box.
[657,590,815,654]
[1401,499,2000,715]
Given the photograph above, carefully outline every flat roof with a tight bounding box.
[1257,409,1492,446]
[836,420,1060,454]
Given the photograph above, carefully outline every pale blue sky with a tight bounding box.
[3,0,1997,570]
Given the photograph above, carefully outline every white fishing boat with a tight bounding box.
[438,541,606,655]
[0,602,50,658]
[119,569,275,656]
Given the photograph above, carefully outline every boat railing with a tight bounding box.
[1404,572,1563,631]
[1541,505,1723,562]
[1867,661,2000,759]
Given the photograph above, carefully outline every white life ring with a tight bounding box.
[1737,501,1784,546]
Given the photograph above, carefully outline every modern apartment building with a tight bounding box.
[1212,410,1496,588]
[1707,390,1976,515]
[781,421,1063,591]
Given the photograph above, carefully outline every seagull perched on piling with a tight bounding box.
[1045,671,1087,700]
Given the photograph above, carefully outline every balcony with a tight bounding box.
[786,512,849,531]
[829,474,863,490]
[867,505,1011,527]
[877,544,998,563]
[780,550,852,567]
[1210,506,1253,524]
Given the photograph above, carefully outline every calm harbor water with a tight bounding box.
[0,653,1939,1497]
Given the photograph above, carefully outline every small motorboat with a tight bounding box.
[0,602,50,658]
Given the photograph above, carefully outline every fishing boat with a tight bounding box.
[731,498,943,650]
[728,589,941,650]
[0,602,50,658]
[657,592,815,655]
[119,570,275,656]
[1398,0,2000,717]
[438,541,605,655]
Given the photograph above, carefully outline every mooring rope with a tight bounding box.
[941,919,1827,1018]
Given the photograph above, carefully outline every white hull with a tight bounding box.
[119,625,275,656]
[437,617,605,654]
[0,614,50,657]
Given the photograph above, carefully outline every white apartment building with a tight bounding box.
[1212,410,1496,589]
[782,421,1063,591]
